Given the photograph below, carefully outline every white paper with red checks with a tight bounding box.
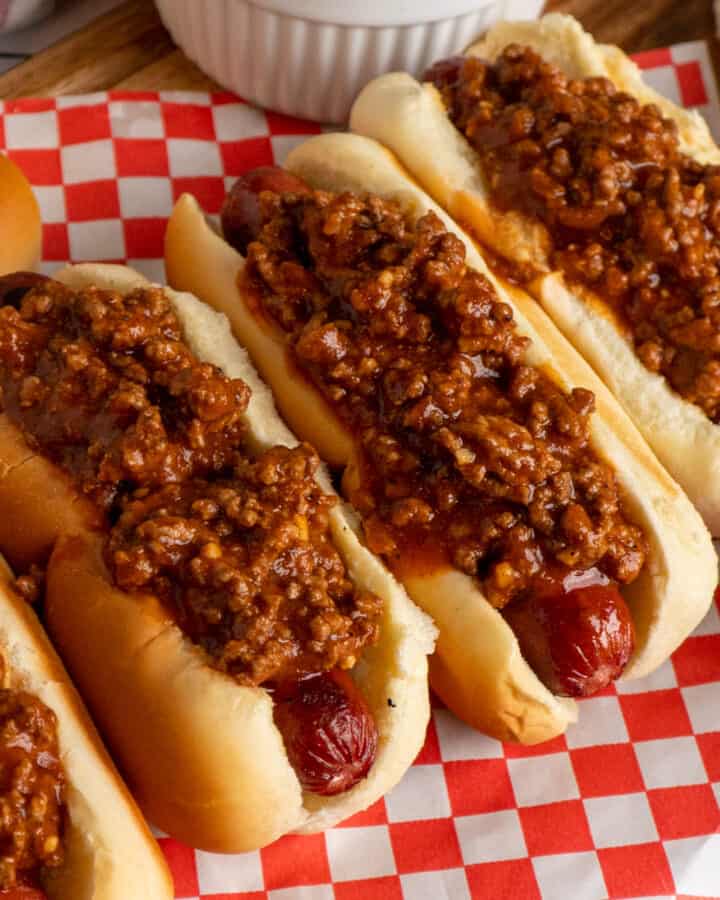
[0,41,719,900]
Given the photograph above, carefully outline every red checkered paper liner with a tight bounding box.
[1,41,719,900]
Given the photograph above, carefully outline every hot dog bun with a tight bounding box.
[0,154,41,276]
[0,554,172,899]
[164,132,717,743]
[24,263,436,852]
[349,13,720,536]
[0,413,100,572]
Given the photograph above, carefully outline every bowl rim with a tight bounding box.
[228,0,500,28]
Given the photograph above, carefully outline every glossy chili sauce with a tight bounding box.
[109,447,381,685]
[0,281,381,690]
[429,46,720,422]
[0,657,65,896]
[236,184,647,696]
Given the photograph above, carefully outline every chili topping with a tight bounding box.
[0,657,65,894]
[241,186,647,610]
[429,46,720,422]
[0,282,381,687]
[109,447,379,685]
[0,281,249,513]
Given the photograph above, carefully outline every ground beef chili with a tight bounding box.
[109,446,380,685]
[428,46,720,422]
[0,658,65,895]
[229,177,647,696]
[0,280,250,513]
[0,281,381,690]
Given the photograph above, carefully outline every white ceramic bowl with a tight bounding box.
[155,0,545,123]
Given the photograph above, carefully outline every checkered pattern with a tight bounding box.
[634,41,720,139]
[0,44,718,900]
[0,91,321,284]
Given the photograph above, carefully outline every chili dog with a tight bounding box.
[0,555,172,899]
[350,13,720,535]
[0,263,435,853]
[164,133,717,743]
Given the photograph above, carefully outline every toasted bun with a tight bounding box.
[37,263,435,851]
[0,154,41,276]
[164,132,716,743]
[0,555,172,899]
[166,210,352,467]
[349,13,720,536]
[0,414,100,571]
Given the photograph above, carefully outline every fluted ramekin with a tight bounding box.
[155,0,544,123]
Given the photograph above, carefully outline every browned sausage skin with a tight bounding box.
[273,670,377,795]
[503,572,635,697]
[0,273,50,309]
[219,165,641,699]
[221,168,311,256]
[422,57,466,90]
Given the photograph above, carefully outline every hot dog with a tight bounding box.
[0,555,172,899]
[0,262,436,853]
[164,133,717,743]
[349,13,720,535]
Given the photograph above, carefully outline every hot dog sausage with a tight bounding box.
[274,669,378,796]
[0,273,50,309]
[221,167,311,255]
[423,57,466,89]
[504,578,635,697]
[219,165,638,700]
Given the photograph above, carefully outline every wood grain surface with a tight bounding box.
[0,0,716,98]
